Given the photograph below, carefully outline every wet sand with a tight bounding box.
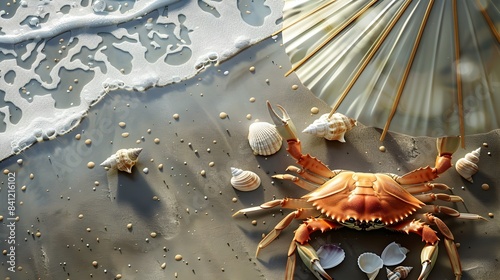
[1,36,499,280]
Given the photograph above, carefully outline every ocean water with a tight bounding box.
[1,1,499,279]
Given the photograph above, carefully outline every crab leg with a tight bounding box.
[403,182,450,193]
[272,174,320,192]
[286,165,329,185]
[420,205,487,220]
[267,101,336,179]
[414,193,464,203]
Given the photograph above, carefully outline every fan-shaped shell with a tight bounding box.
[100,148,142,173]
[302,113,356,142]
[381,242,409,266]
[230,167,261,191]
[455,147,480,182]
[358,252,383,280]
[248,122,282,156]
[317,244,345,269]
[386,266,413,280]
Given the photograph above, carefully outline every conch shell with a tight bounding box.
[248,122,282,156]
[386,266,413,280]
[100,148,142,173]
[455,147,480,182]
[230,167,261,191]
[302,113,356,142]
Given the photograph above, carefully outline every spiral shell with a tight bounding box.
[455,147,480,182]
[358,252,383,280]
[248,122,282,156]
[386,266,413,280]
[100,148,142,173]
[230,167,261,191]
[302,113,356,142]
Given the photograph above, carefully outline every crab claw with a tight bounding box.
[267,101,298,141]
[435,136,460,174]
[296,243,332,280]
[418,242,439,280]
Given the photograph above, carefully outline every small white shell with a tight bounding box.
[455,147,480,182]
[248,122,282,156]
[357,252,383,280]
[230,167,261,191]
[317,244,345,269]
[100,148,142,173]
[302,113,356,142]
[381,242,409,266]
[386,266,413,280]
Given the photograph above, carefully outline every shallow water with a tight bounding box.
[1,1,500,280]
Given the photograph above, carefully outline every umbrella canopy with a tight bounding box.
[279,0,500,147]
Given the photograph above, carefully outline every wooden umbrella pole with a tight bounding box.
[453,0,465,148]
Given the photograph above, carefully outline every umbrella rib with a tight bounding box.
[380,0,435,141]
[453,0,465,148]
[272,0,338,37]
[329,0,413,118]
[475,0,500,43]
[285,0,380,77]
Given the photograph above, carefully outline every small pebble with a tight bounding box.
[379,146,386,152]
[246,114,252,120]
[17,159,23,165]
[310,107,319,114]
[249,97,256,102]
[175,254,183,261]
[121,132,130,138]
[92,261,98,267]
[173,113,180,120]
[127,223,133,229]
[118,122,126,127]
[200,170,206,176]
[85,139,92,145]
[150,232,157,238]
[3,169,9,174]
[143,168,149,174]
[158,164,164,170]
[78,214,84,219]
[251,220,257,226]
[291,84,299,90]
[0,216,3,221]
[249,66,255,73]
[483,142,488,147]
[161,262,166,269]
[232,197,238,203]
[154,138,160,144]
[115,274,122,279]
[87,162,95,169]
[488,212,494,218]
[208,162,215,167]
[35,232,41,237]
[29,173,34,179]
[481,183,490,191]
[21,185,26,191]
[219,112,228,119]
[94,181,100,186]
[86,228,91,232]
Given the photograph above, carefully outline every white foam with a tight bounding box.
[0,0,283,160]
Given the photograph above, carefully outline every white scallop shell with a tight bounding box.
[317,244,345,269]
[357,252,383,280]
[230,167,261,191]
[302,113,356,142]
[248,122,282,156]
[381,242,409,266]
[100,148,142,173]
[455,147,480,182]
[386,266,413,280]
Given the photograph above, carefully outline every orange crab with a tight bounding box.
[233,102,485,280]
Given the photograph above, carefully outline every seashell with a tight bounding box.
[100,148,142,173]
[302,113,356,142]
[317,244,345,269]
[381,242,409,266]
[455,147,480,182]
[230,167,261,191]
[248,122,282,156]
[358,252,383,280]
[386,266,413,280]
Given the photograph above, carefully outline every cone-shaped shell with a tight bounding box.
[358,252,383,280]
[317,244,345,269]
[248,122,282,156]
[455,147,480,182]
[302,113,356,142]
[230,167,261,191]
[381,242,409,266]
[386,266,413,280]
[100,148,142,173]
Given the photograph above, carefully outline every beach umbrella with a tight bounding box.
[278,0,499,147]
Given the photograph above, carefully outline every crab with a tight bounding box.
[233,102,485,280]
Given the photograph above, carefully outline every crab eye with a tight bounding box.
[348,218,355,223]
[374,218,382,224]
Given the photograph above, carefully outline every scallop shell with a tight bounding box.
[317,244,345,269]
[455,147,480,182]
[302,113,356,142]
[230,167,261,191]
[358,252,383,280]
[248,122,282,156]
[100,148,142,173]
[381,242,409,266]
[386,266,413,280]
